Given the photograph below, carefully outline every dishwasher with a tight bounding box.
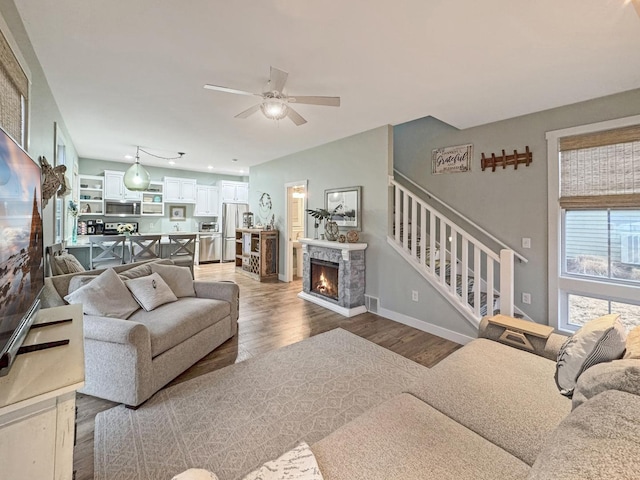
[198,222,221,263]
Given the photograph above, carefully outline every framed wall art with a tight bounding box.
[432,143,473,174]
[169,205,186,221]
[325,186,362,231]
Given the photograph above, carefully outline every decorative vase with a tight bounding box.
[325,221,339,241]
[72,218,78,244]
[314,225,319,240]
[346,230,359,243]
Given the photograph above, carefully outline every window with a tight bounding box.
[0,26,29,146]
[548,118,640,333]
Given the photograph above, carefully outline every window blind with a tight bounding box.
[0,28,28,146]
[559,127,640,209]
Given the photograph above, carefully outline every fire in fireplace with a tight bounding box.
[310,259,339,300]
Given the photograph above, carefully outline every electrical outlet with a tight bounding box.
[522,237,531,249]
[412,290,419,302]
[522,292,531,304]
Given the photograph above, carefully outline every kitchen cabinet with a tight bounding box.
[219,181,249,203]
[195,185,219,217]
[141,181,164,216]
[78,174,104,216]
[164,176,197,203]
[104,170,142,201]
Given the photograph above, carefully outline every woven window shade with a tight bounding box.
[559,135,640,209]
[0,28,28,146]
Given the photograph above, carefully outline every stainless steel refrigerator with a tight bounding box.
[222,202,249,261]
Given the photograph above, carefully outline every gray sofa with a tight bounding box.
[42,260,239,407]
[310,317,640,480]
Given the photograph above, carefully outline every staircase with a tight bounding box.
[388,173,526,328]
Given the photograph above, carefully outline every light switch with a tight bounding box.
[522,238,531,249]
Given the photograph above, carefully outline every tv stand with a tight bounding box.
[0,304,84,480]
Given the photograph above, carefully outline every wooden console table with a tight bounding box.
[0,304,84,480]
[235,228,279,281]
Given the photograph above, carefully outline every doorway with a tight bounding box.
[284,181,307,282]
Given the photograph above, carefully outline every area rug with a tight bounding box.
[94,328,427,480]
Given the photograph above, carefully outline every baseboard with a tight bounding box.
[376,305,475,345]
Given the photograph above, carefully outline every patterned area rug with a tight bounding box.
[94,328,427,480]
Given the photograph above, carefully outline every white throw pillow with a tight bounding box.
[125,272,178,311]
[172,469,219,480]
[241,442,324,480]
[149,263,195,298]
[68,274,99,294]
[555,313,627,397]
[64,268,140,319]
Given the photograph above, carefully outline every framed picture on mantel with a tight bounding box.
[325,186,362,231]
[170,205,186,221]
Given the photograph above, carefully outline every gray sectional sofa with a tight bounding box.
[42,260,239,407]
[310,317,640,480]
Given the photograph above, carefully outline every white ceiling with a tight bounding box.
[14,0,640,175]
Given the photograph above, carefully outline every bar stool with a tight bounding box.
[129,234,162,263]
[88,235,127,270]
[168,234,197,275]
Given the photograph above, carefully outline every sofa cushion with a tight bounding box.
[555,313,626,398]
[312,393,530,480]
[64,268,140,319]
[624,325,640,359]
[528,390,640,480]
[128,297,230,357]
[571,358,640,409]
[125,272,178,311]
[406,338,570,466]
[68,274,98,294]
[52,252,86,274]
[150,263,196,298]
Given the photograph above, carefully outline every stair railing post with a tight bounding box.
[499,249,515,317]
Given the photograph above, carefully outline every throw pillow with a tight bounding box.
[572,359,640,410]
[64,268,140,319]
[118,263,153,280]
[125,272,178,311]
[52,252,86,274]
[624,325,640,359]
[555,313,627,397]
[149,262,195,298]
[68,274,100,293]
[172,469,219,480]
[241,442,323,480]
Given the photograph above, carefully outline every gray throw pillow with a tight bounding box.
[64,268,140,319]
[125,272,178,311]
[53,252,86,274]
[118,263,153,280]
[68,274,100,293]
[149,263,195,298]
[555,314,627,398]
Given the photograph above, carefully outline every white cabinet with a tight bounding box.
[219,181,249,203]
[164,176,197,203]
[0,304,84,480]
[78,174,104,215]
[141,181,164,216]
[195,185,219,217]
[104,170,142,201]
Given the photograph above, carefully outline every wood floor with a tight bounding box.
[74,262,462,480]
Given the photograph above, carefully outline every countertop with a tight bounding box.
[67,232,207,247]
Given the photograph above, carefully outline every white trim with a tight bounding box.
[546,114,640,331]
[297,291,367,317]
[377,305,474,345]
[299,238,367,251]
[283,180,307,282]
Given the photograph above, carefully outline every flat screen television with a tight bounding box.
[0,126,44,377]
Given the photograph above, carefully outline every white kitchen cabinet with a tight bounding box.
[104,170,142,201]
[77,174,104,215]
[141,181,165,216]
[195,185,219,217]
[164,176,197,203]
[219,181,249,203]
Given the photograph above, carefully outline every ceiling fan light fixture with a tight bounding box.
[261,100,288,120]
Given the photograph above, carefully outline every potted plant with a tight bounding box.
[306,206,341,241]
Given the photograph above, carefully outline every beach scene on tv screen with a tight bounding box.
[0,134,44,345]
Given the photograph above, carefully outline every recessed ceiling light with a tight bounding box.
[124,154,134,160]
[168,160,175,165]
[207,165,213,170]
[239,169,244,174]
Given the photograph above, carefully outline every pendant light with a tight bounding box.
[123,147,151,191]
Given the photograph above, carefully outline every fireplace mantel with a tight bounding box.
[298,238,367,317]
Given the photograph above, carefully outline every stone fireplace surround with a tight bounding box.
[298,238,367,317]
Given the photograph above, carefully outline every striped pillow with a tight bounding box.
[555,314,627,397]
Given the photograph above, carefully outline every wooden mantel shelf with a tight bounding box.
[299,238,368,251]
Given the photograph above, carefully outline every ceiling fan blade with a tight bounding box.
[269,66,288,93]
[286,106,307,126]
[235,104,262,119]
[288,96,341,107]
[204,84,260,97]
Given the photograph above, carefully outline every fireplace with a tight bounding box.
[311,259,339,300]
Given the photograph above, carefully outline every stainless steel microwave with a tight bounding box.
[104,200,141,217]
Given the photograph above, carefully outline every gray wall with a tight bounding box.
[249,126,393,300]
[394,88,640,327]
[0,0,79,245]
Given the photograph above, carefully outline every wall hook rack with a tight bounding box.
[481,146,532,172]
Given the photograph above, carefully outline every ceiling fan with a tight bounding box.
[204,66,340,126]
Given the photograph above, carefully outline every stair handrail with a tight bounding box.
[392,169,528,263]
